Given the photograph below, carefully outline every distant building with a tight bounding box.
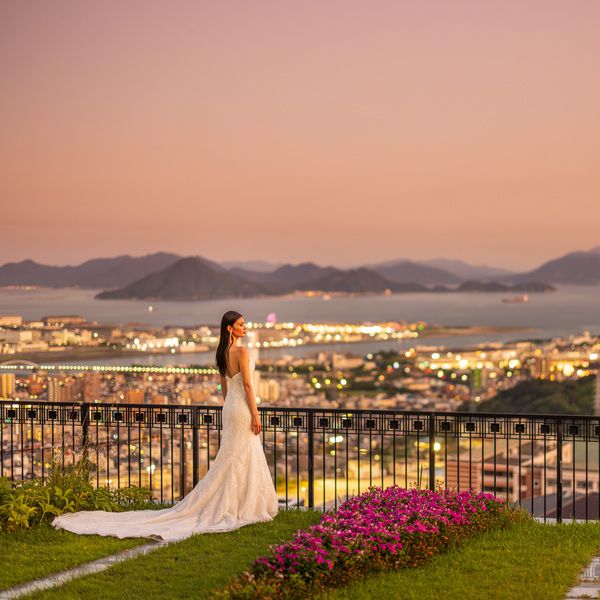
[0,315,23,327]
[47,377,60,402]
[268,379,280,402]
[26,374,44,396]
[258,378,280,402]
[2,329,33,344]
[522,492,600,520]
[82,372,102,402]
[150,394,169,405]
[124,389,145,404]
[530,356,551,379]
[246,330,260,364]
[445,439,598,503]
[47,376,78,403]
[49,330,69,345]
[332,353,364,370]
[0,373,16,398]
[42,315,86,326]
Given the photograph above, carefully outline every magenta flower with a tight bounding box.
[222,486,511,599]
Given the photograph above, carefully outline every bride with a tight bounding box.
[52,311,278,540]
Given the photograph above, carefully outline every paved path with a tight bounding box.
[0,541,166,599]
[565,555,600,599]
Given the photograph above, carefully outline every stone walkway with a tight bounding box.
[534,518,600,599]
[565,555,600,599]
[0,541,166,599]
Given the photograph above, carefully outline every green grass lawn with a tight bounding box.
[10,513,600,600]
[320,519,600,600]
[0,524,146,591]
[24,510,322,600]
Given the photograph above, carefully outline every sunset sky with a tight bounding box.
[1,1,599,270]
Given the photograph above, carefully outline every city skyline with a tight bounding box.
[2,2,600,270]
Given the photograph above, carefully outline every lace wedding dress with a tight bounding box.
[52,357,278,540]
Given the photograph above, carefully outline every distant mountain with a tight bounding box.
[227,267,274,283]
[0,253,183,288]
[453,280,555,293]
[96,257,269,301]
[297,268,427,293]
[226,262,428,294]
[368,260,460,285]
[221,260,281,273]
[96,261,429,299]
[226,262,338,289]
[0,259,69,287]
[6,249,582,300]
[266,262,340,287]
[420,258,515,280]
[507,248,600,285]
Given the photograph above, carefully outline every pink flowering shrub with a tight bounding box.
[219,486,519,599]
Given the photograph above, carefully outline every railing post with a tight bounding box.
[180,429,186,501]
[192,409,199,487]
[307,411,314,509]
[428,413,436,491]
[556,418,563,523]
[81,403,90,459]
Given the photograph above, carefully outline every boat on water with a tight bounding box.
[502,294,529,304]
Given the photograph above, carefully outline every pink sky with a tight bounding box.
[1,1,599,270]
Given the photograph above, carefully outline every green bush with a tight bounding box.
[0,455,159,532]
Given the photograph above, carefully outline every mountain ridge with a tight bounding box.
[501,248,600,285]
[0,253,183,288]
[95,258,554,301]
[96,257,270,301]
[2,246,599,298]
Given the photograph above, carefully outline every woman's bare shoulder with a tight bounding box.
[235,347,249,364]
[228,346,248,364]
[229,346,248,357]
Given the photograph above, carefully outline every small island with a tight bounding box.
[95,257,555,302]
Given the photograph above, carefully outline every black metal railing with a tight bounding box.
[2,399,600,521]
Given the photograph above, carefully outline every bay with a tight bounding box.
[1,285,599,367]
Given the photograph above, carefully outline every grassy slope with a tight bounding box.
[0,524,145,591]
[322,519,600,600]
[469,375,595,414]
[26,510,322,600]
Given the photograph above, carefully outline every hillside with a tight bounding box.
[96,257,269,300]
[462,376,595,415]
[297,267,425,293]
[0,253,183,288]
[507,248,600,285]
[370,260,460,285]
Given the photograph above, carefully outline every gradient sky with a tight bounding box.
[1,1,599,271]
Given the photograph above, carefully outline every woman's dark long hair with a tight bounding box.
[216,310,243,376]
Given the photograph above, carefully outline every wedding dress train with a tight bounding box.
[52,357,278,540]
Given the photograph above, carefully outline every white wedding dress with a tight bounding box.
[52,357,278,540]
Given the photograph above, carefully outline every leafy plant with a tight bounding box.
[0,455,160,532]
